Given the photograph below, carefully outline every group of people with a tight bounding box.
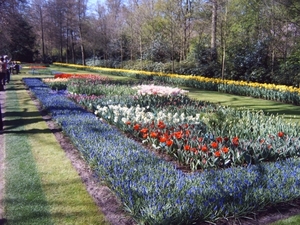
[0,55,20,90]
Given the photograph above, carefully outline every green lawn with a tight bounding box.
[185,87,300,122]
[271,216,300,225]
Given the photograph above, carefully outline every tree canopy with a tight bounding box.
[1,0,300,85]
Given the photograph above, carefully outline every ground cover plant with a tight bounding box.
[24,75,300,225]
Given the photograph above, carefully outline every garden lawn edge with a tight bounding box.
[3,79,108,224]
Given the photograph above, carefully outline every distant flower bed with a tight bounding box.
[43,78,69,83]
[54,62,300,105]
[22,66,47,69]
[31,66,47,69]
[44,74,112,92]
[54,73,104,79]
[24,77,300,225]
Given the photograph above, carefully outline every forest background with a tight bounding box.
[1,0,300,86]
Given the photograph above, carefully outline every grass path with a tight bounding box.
[3,77,108,224]
[186,87,300,122]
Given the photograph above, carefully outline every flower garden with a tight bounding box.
[24,72,300,224]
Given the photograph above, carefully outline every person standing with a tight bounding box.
[0,57,5,91]
[0,103,2,131]
[15,62,20,74]
[3,55,11,83]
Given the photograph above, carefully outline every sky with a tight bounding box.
[88,0,102,8]
[87,0,103,15]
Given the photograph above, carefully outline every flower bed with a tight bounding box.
[46,77,300,171]
[54,73,103,79]
[23,77,300,224]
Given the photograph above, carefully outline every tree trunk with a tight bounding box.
[71,31,76,64]
[60,27,63,62]
[80,43,85,65]
[211,0,218,61]
[66,29,69,63]
[221,0,227,80]
[78,25,86,65]
[39,5,45,62]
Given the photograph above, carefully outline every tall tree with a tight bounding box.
[0,0,28,53]
[29,0,47,62]
[75,0,88,65]
[210,0,218,61]
[9,15,36,62]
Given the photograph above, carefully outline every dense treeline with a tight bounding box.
[1,0,300,86]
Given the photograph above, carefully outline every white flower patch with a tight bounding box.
[94,104,201,126]
[132,84,188,96]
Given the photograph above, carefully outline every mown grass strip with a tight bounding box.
[185,87,300,122]
[4,82,52,225]
[270,216,300,225]
[4,78,108,224]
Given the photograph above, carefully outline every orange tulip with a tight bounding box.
[150,132,158,138]
[157,121,166,129]
[216,137,222,143]
[214,151,221,157]
[184,145,190,151]
[201,145,208,152]
[133,124,140,131]
[222,146,229,153]
[278,131,284,137]
[211,141,218,149]
[159,136,167,143]
[232,137,239,147]
[166,139,173,146]
[140,128,148,134]
[191,148,198,154]
[173,131,183,139]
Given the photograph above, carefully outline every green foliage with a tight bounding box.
[277,43,300,86]
[9,15,36,62]
[67,78,137,96]
[226,40,271,82]
[47,81,68,90]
